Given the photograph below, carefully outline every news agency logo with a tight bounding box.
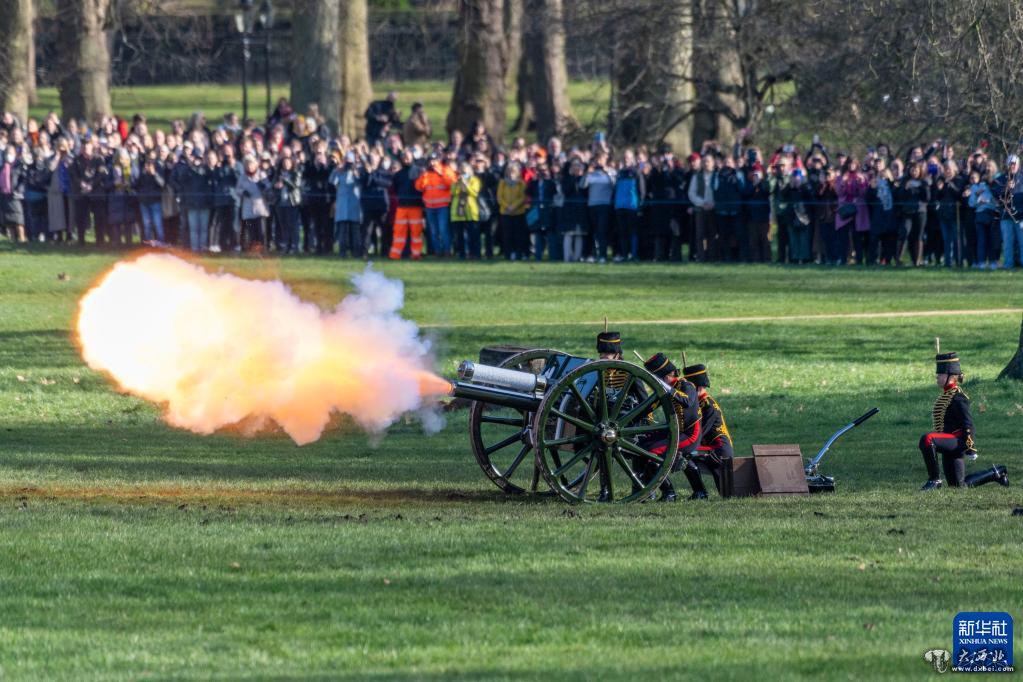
[952,612,1014,673]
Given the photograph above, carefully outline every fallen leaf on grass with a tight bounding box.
[887,528,905,535]
[72,377,81,384]
[1012,508,1023,516]
[16,375,27,382]
[863,623,876,631]
[229,562,241,570]
[39,378,56,386]
[57,273,70,281]
[383,578,391,585]
[857,562,867,571]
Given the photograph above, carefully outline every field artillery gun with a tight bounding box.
[448,349,682,503]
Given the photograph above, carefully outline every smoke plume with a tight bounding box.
[76,254,450,444]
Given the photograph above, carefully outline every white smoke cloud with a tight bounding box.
[77,254,448,445]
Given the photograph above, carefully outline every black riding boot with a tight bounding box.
[965,465,1010,488]
[683,462,709,500]
[921,443,943,490]
[658,476,677,502]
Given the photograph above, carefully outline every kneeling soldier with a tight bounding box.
[919,352,1008,490]
[641,353,702,501]
[684,363,733,498]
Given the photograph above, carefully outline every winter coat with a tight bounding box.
[450,175,482,222]
[236,173,271,220]
[330,166,363,223]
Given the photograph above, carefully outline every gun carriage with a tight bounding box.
[449,349,682,503]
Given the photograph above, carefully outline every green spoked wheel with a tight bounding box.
[533,359,680,504]
[469,348,568,494]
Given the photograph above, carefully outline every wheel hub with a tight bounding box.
[598,422,619,445]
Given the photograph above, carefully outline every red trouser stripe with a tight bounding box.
[924,430,961,446]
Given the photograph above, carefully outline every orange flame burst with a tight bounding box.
[76,254,449,444]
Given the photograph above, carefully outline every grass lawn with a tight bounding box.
[1,243,1022,679]
[29,80,611,137]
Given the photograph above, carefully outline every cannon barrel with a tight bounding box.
[449,381,542,412]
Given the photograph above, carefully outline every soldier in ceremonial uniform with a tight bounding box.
[918,352,1009,490]
[597,329,629,390]
[684,364,733,498]
[640,353,703,501]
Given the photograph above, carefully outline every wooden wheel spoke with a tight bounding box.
[551,408,595,433]
[612,447,645,489]
[574,454,597,499]
[610,375,635,419]
[620,423,669,437]
[480,414,525,426]
[597,370,609,421]
[503,443,532,479]
[543,433,590,448]
[568,381,598,423]
[618,392,660,427]
[552,442,595,478]
[484,431,524,456]
[618,438,664,465]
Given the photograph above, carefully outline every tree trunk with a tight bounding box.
[0,0,33,122]
[524,0,575,141]
[27,0,37,106]
[998,314,1023,381]
[290,0,342,134]
[504,0,523,92]
[56,0,112,122]
[511,47,534,134]
[691,0,740,147]
[338,0,372,138]
[447,0,506,143]
[610,0,692,153]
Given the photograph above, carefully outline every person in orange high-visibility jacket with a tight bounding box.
[415,154,457,256]
[389,150,425,259]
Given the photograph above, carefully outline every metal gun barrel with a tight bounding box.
[449,381,542,412]
[457,361,547,393]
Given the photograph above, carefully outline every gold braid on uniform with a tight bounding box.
[700,394,732,443]
[604,368,629,390]
[931,386,974,452]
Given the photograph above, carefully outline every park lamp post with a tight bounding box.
[234,0,255,123]
[258,0,274,121]
[234,0,274,122]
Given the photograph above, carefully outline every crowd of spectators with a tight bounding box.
[2,94,1022,269]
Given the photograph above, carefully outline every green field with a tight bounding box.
[29,80,611,137]
[1,242,1022,679]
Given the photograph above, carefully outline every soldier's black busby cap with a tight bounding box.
[644,352,677,379]
[683,364,709,388]
[936,352,961,375]
[596,331,622,354]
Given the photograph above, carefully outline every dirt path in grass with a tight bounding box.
[423,308,1023,328]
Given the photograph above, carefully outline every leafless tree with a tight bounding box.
[447,0,507,142]
[0,0,34,121]
[338,0,373,138]
[56,0,113,121]
[291,0,342,132]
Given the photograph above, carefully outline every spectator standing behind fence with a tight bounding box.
[582,152,615,263]
[47,138,72,242]
[741,164,772,262]
[866,159,896,265]
[688,153,715,262]
[0,146,27,242]
[72,141,106,245]
[361,152,392,257]
[935,162,962,267]
[450,160,481,259]
[497,162,529,260]
[416,153,456,257]
[303,146,333,254]
[236,155,271,251]
[560,158,587,262]
[105,147,136,247]
[134,152,165,245]
[528,161,556,261]
[273,155,303,255]
[25,146,51,242]
[968,165,999,269]
[208,148,237,252]
[993,155,1023,269]
[712,157,743,261]
[613,149,643,262]
[898,163,930,266]
[836,159,869,264]
[176,149,210,253]
[389,149,424,259]
[330,151,363,258]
